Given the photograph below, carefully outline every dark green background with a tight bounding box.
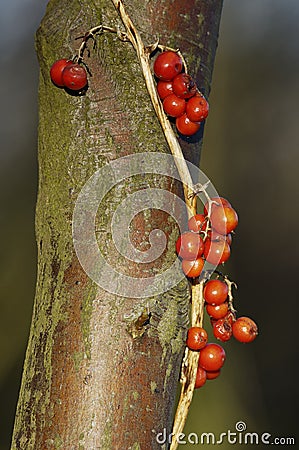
[1,1,298,448]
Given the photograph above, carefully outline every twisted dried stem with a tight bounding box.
[224,276,238,314]
[169,279,205,449]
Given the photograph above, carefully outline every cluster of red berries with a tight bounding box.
[204,278,258,343]
[176,196,238,278]
[178,194,258,389]
[50,59,88,91]
[153,51,209,136]
[186,278,258,389]
[186,328,225,388]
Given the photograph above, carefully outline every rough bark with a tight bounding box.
[11,1,223,449]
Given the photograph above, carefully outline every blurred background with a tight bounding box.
[0,0,298,448]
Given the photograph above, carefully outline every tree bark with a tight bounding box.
[11,1,223,449]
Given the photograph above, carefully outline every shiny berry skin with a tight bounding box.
[61,63,88,90]
[176,113,201,136]
[206,302,229,319]
[204,197,231,216]
[210,205,239,235]
[204,279,228,305]
[186,94,209,122]
[182,258,204,278]
[154,51,183,81]
[188,214,207,233]
[157,80,173,99]
[206,369,221,380]
[195,366,207,388]
[208,230,233,246]
[203,238,231,265]
[213,317,233,342]
[163,94,186,117]
[186,326,208,351]
[50,59,73,87]
[232,317,258,343]
[176,231,204,260]
[198,343,226,372]
[173,73,197,99]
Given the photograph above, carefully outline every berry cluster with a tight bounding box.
[178,196,258,389]
[154,51,209,136]
[176,196,238,278]
[186,277,258,389]
[186,328,225,388]
[204,278,258,343]
[50,59,88,91]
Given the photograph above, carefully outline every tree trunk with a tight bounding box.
[11,1,223,449]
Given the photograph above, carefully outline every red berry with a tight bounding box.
[199,343,226,372]
[232,317,258,343]
[206,302,229,319]
[188,214,207,233]
[182,258,204,278]
[208,230,233,246]
[176,113,201,136]
[203,239,231,265]
[204,197,231,216]
[186,94,209,122]
[176,231,204,260]
[62,63,88,90]
[195,366,207,388]
[157,80,173,99]
[213,317,233,342]
[206,369,221,380]
[210,205,239,235]
[204,279,228,305]
[163,94,186,117]
[173,73,197,99]
[154,51,183,81]
[50,59,73,87]
[186,326,208,351]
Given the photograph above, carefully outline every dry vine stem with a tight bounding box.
[170,280,205,450]
[225,276,237,314]
[108,0,205,447]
